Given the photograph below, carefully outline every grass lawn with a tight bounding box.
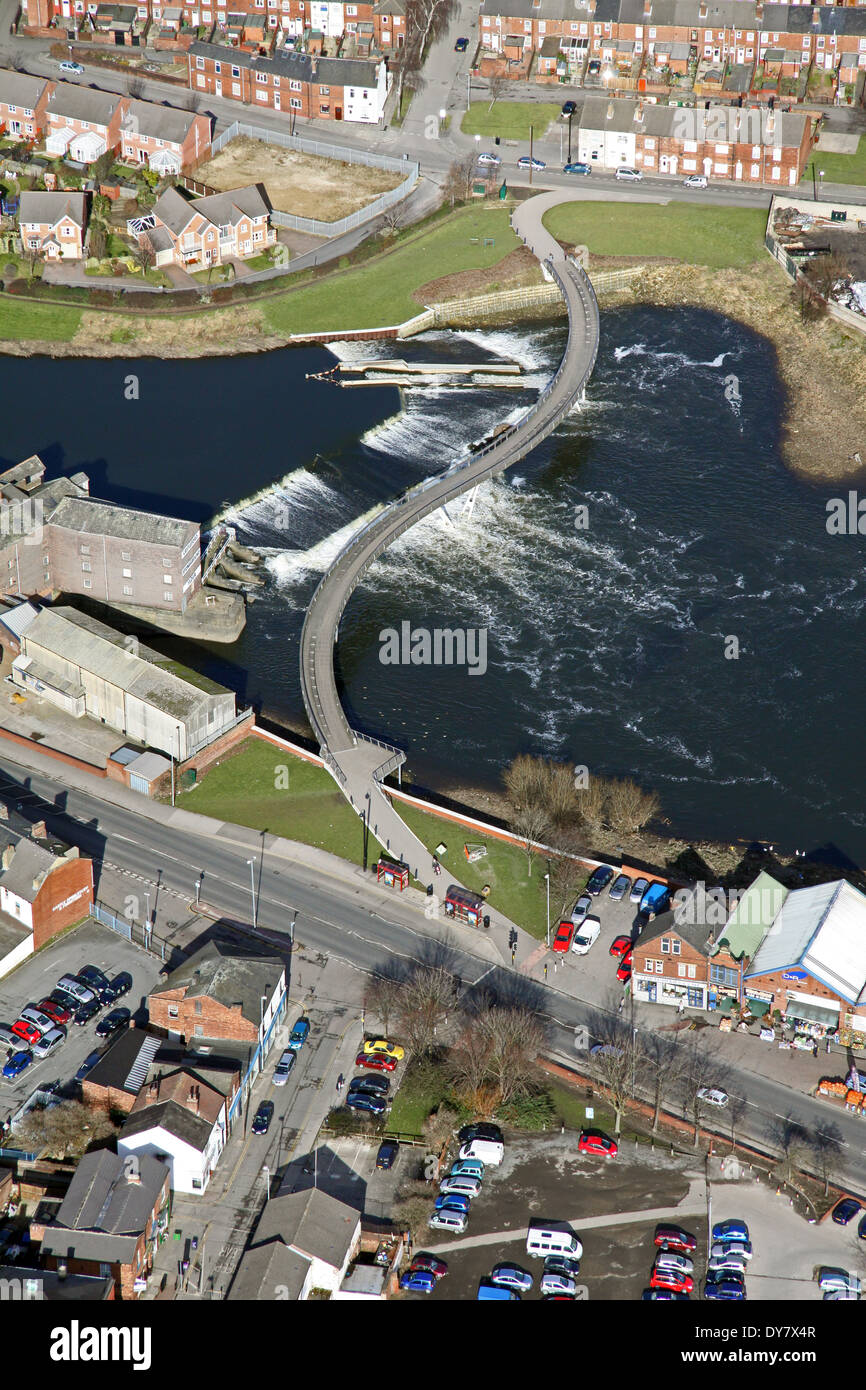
[542,201,766,270]
[180,736,550,934]
[0,295,80,341]
[802,143,866,187]
[461,100,561,141]
[263,205,520,335]
[387,1061,451,1136]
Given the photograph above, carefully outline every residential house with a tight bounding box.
[188,40,390,121]
[43,82,128,163]
[82,1025,243,1122]
[0,798,93,980]
[118,98,212,173]
[40,1150,170,1300]
[90,2,144,43]
[228,1188,361,1299]
[6,603,239,760]
[631,910,712,1009]
[17,191,88,260]
[148,940,286,1045]
[143,183,274,268]
[0,71,53,141]
[118,1066,230,1193]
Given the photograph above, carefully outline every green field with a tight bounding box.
[263,205,521,335]
[181,737,552,936]
[461,100,561,141]
[801,143,866,187]
[0,295,81,341]
[543,201,766,269]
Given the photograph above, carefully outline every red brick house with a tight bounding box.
[119,98,212,173]
[18,191,89,260]
[0,805,93,979]
[43,83,128,162]
[0,70,53,141]
[188,40,389,121]
[631,913,712,1010]
[142,183,275,267]
[148,941,286,1044]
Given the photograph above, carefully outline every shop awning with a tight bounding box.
[786,1001,839,1026]
[744,998,770,1016]
[715,996,736,1013]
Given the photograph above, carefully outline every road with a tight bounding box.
[2,747,866,1201]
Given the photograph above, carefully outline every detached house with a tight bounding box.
[119,99,212,174]
[148,941,286,1045]
[18,191,89,260]
[0,70,53,140]
[43,82,127,163]
[143,183,275,268]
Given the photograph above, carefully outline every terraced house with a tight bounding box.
[187,40,389,120]
[142,184,275,267]
[0,71,52,140]
[18,191,89,259]
[43,81,127,162]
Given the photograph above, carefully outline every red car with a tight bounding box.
[616,951,633,982]
[650,1268,694,1294]
[654,1225,697,1253]
[609,936,632,957]
[38,998,73,1026]
[578,1130,618,1158]
[552,920,575,954]
[409,1255,448,1279]
[354,1051,397,1072]
[11,1019,41,1045]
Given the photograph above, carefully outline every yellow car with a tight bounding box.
[363,1039,405,1061]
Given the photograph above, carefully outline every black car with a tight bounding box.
[561,100,576,116]
[51,988,83,1014]
[349,1074,390,1097]
[76,1049,102,1081]
[458,1121,503,1145]
[376,1140,399,1170]
[95,1007,131,1038]
[77,966,110,993]
[100,972,133,1005]
[832,1197,862,1226]
[252,1101,274,1135]
[586,864,615,895]
[74,998,102,1026]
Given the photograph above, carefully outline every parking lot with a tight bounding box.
[552,878,650,1004]
[406,1132,707,1301]
[0,919,164,1114]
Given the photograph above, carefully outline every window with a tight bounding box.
[687,964,696,979]
[684,139,697,153]
[232,64,240,77]
[711,964,738,987]
[122,567,132,578]
[671,940,681,956]
[121,550,131,561]
[80,544,90,554]
[81,560,91,572]
[751,144,760,158]
[168,1005,178,1018]
[83,577,92,589]
[195,999,202,1014]
[319,85,329,94]
[677,963,687,978]
[123,585,133,595]
[163,574,173,585]
[196,55,204,68]
[714,142,728,154]
[256,71,267,83]
[660,938,670,953]
[214,60,221,73]
[290,79,302,90]
[290,98,302,109]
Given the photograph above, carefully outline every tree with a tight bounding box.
[605,777,661,835]
[544,827,587,919]
[411,0,458,56]
[89,224,106,261]
[364,973,404,1039]
[509,800,549,874]
[810,1120,844,1197]
[422,1104,459,1152]
[573,772,607,831]
[134,239,155,275]
[588,1015,639,1135]
[391,41,423,125]
[503,753,550,808]
[381,204,403,235]
[545,761,578,825]
[642,1030,686,1133]
[448,1020,496,1108]
[92,151,115,186]
[395,963,456,1058]
[486,73,508,112]
[92,192,111,221]
[12,1100,115,1159]
[678,1037,722,1149]
[768,1114,810,1186]
[184,90,201,113]
[481,1004,544,1108]
[442,153,477,207]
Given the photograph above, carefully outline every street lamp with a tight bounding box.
[195,872,203,909]
[144,890,150,932]
[819,168,825,200]
[544,871,550,949]
[439,106,446,134]
[247,857,257,928]
[262,1165,270,1201]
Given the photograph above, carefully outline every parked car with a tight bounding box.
[587,58,601,74]
[59,60,84,74]
[354,1051,396,1072]
[561,100,576,116]
[459,1121,503,1145]
[824,1288,861,1300]
[833,1198,862,1226]
[55,976,96,1005]
[578,1130,618,1158]
[541,1271,576,1296]
[818,1268,861,1295]
[705,1279,746,1300]
[707,1253,748,1277]
[544,1255,580,1279]
[408,1255,447,1278]
[706,1268,745,1288]
[31,1027,65,1060]
[491,1263,533,1292]
[454,36,469,51]
[650,1268,694,1293]
[629,877,649,903]
[642,1288,689,1300]
[400,1268,436,1293]
[272,1048,296,1086]
[0,1024,18,1053]
[349,1074,390,1097]
[288,1019,310,1051]
[376,1140,399,1170]
[590,1043,623,1058]
[712,1220,749,1243]
[639,883,671,918]
[38,998,73,1026]
[655,1225,697,1253]
[477,152,501,166]
[252,1100,274,1135]
[76,1049,102,1081]
[95,1007,131,1038]
[19,1006,54,1034]
[73,999,101,1026]
[609,873,632,902]
[571,917,601,955]
[434,1194,471,1213]
[362,1038,403,1060]
[552,920,575,954]
[616,952,633,982]
[517,156,546,170]
[345,1091,387,1116]
[609,936,632,957]
[11,1020,42,1046]
[77,966,109,993]
[683,174,708,188]
[697,1087,728,1108]
[439,1175,481,1199]
[100,972,132,1005]
[586,865,615,896]
[2,1050,31,1080]
[857,1214,866,1242]
[711,1239,752,1261]
[571,894,593,925]
[428,1210,467,1233]
[615,166,643,181]
[654,1252,694,1276]
[450,1159,484,1180]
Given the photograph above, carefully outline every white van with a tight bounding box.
[459,1139,504,1166]
[428,1209,468,1234]
[526,1222,582,1259]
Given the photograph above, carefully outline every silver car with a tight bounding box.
[654,1252,694,1276]
[571,894,592,925]
[629,877,649,904]
[273,1047,296,1087]
[609,873,631,902]
[31,1026,65,1059]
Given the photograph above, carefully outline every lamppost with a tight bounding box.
[439,106,446,136]
[568,110,574,164]
[262,1165,270,1201]
[819,168,825,200]
[247,857,257,928]
[195,872,203,909]
[144,890,150,932]
[544,871,550,949]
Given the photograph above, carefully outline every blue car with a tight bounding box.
[345,1091,386,1116]
[76,1049,102,1081]
[642,1289,689,1300]
[491,1264,533,1292]
[3,1050,31,1080]
[288,1019,310,1051]
[434,1194,471,1213]
[712,1220,749,1244]
[450,1159,484,1180]
[564,162,591,175]
[705,1280,746,1301]
[400,1269,436,1294]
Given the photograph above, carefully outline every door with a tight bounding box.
[335,105,342,119]
[274,92,280,109]
[215,79,222,97]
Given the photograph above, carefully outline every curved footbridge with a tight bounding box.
[299,192,601,887]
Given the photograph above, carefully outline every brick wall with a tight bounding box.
[32,855,94,951]
[148,987,258,1042]
[82,1079,138,1116]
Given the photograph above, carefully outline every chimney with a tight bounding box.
[755,0,763,21]
[606,101,615,120]
[587,0,595,13]
[188,1083,200,1115]
[1,844,14,872]
[635,100,645,124]
[643,0,651,13]
[767,109,775,136]
[811,6,820,26]
[148,1077,160,1101]
[127,1166,141,1185]
[30,819,46,840]
[698,0,707,16]
[311,55,317,78]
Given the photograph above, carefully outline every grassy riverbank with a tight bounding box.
[543,201,767,269]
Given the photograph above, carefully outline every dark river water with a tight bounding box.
[2,306,863,864]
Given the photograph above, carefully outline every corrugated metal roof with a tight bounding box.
[747,879,866,1004]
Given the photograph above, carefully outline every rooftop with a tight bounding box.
[156,941,284,1028]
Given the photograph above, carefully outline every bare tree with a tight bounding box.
[422,1104,459,1153]
[544,827,587,919]
[442,153,478,207]
[134,239,155,275]
[486,73,508,112]
[590,1025,637,1135]
[381,204,403,235]
[643,1030,686,1133]
[411,0,458,57]
[768,1115,810,1186]
[448,1021,495,1106]
[678,1038,723,1150]
[365,974,404,1039]
[503,753,550,808]
[573,773,608,831]
[605,777,661,835]
[184,89,201,112]
[481,1004,544,1108]
[395,964,455,1057]
[810,1120,844,1197]
[13,1100,115,1160]
[509,801,549,874]
[391,41,423,125]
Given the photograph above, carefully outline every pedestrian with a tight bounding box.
[826,1037,831,1054]
[677,996,685,1015]
[336,1073,344,1093]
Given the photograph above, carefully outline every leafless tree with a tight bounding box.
[422,1104,459,1152]
[448,1021,495,1106]
[134,239,155,275]
[546,762,579,825]
[184,89,201,112]
[643,1030,686,1133]
[678,1037,722,1149]
[503,753,550,808]
[768,1114,810,1186]
[13,1101,115,1160]
[395,964,456,1057]
[411,0,458,57]
[605,777,661,835]
[486,73,508,112]
[381,204,403,234]
[544,827,588,919]
[810,1120,844,1197]
[391,41,424,125]
[481,1004,544,1108]
[590,1022,637,1135]
[802,249,851,301]
[726,1090,748,1152]
[573,773,607,831]
[509,801,550,875]
[365,973,404,1039]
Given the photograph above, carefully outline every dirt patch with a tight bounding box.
[195,136,405,223]
[414,246,544,304]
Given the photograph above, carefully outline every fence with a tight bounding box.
[207,120,419,238]
[765,226,866,338]
[92,901,173,962]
